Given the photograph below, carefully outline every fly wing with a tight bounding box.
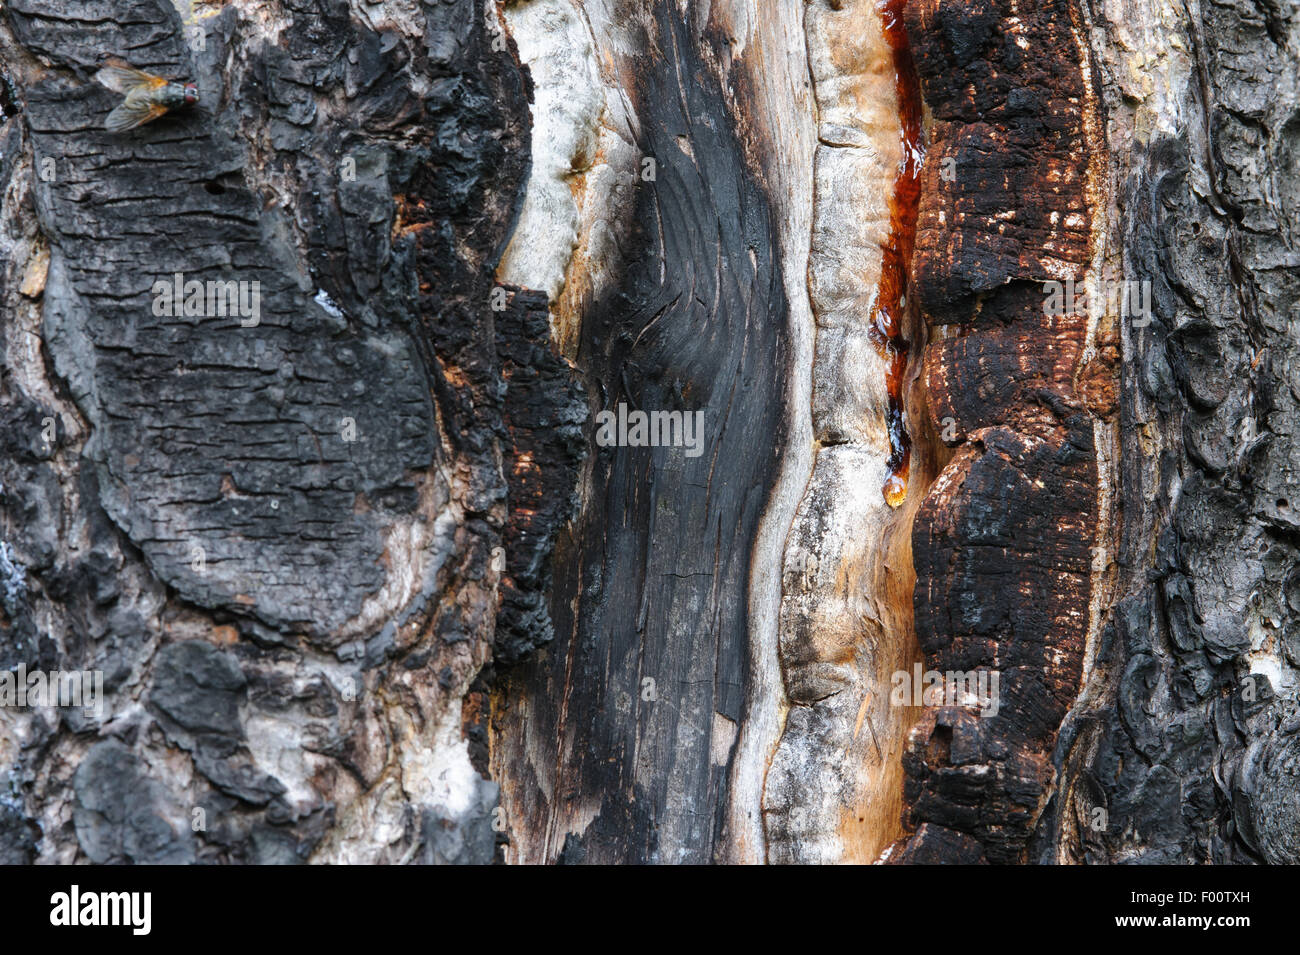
[94,57,167,94]
[105,100,167,132]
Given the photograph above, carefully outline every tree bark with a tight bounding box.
[0,0,1296,865]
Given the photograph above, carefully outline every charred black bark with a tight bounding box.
[1038,0,1300,865]
[0,0,563,863]
[495,285,586,665]
[491,2,792,864]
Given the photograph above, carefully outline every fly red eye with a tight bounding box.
[184,84,198,104]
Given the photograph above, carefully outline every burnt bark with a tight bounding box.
[1036,0,1300,865]
[1,0,1297,866]
[0,0,550,864]
[490,1,792,864]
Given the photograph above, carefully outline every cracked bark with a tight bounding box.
[1,0,1297,866]
[0,0,548,864]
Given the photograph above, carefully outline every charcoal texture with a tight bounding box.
[892,0,1104,864]
[491,0,793,863]
[0,0,578,864]
[1035,0,1300,864]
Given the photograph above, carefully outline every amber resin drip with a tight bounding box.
[875,0,923,508]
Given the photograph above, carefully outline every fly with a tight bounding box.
[94,58,198,132]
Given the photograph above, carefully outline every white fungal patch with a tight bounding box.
[314,288,343,319]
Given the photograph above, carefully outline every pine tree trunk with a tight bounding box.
[0,0,1295,865]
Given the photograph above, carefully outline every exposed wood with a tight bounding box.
[1,0,1297,867]
[489,0,797,865]
[765,0,930,865]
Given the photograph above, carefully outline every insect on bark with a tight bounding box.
[94,58,198,131]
